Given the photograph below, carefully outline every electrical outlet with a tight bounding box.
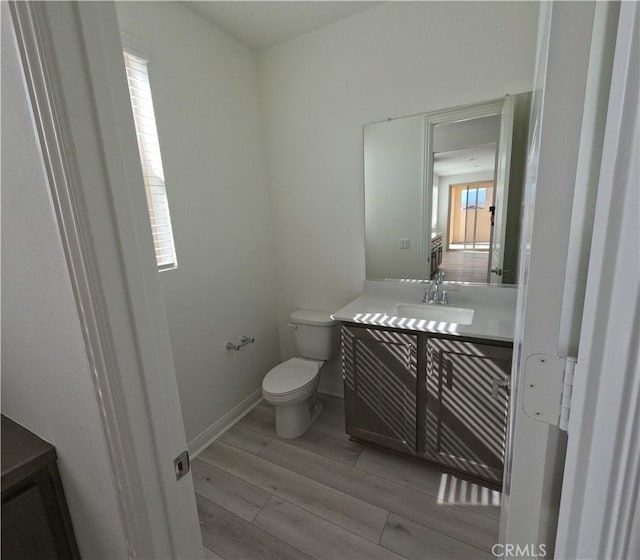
[399,238,410,249]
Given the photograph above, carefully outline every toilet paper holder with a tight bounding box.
[226,336,255,351]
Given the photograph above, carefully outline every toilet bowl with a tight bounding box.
[262,310,339,439]
[262,357,323,439]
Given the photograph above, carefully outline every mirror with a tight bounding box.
[364,93,531,284]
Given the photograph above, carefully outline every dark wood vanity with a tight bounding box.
[1,415,80,559]
[341,324,511,488]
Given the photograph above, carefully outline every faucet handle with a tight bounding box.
[424,281,438,303]
[423,284,430,303]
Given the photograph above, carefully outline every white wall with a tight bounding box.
[116,2,281,442]
[1,8,127,557]
[259,1,538,394]
[438,170,496,248]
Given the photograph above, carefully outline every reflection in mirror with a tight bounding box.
[364,93,531,284]
[433,115,498,283]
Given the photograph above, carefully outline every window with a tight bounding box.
[461,187,487,211]
[123,51,177,270]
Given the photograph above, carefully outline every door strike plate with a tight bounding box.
[174,450,190,481]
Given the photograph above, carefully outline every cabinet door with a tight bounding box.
[1,467,79,560]
[2,483,61,559]
[343,326,417,455]
[424,337,511,484]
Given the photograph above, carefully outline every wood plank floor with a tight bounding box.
[197,394,500,560]
[439,251,489,283]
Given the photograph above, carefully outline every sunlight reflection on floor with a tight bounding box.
[437,473,501,506]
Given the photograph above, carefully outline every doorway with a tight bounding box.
[430,112,502,285]
[13,2,631,559]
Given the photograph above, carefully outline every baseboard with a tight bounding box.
[317,384,344,399]
[188,388,263,459]
[317,390,344,402]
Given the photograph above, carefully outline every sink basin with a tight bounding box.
[393,303,474,325]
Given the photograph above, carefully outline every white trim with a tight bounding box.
[502,2,601,553]
[423,99,506,280]
[366,97,505,128]
[72,2,203,556]
[189,390,264,458]
[317,388,344,400]
[555,2,639,557]
[424,99,504,127]
[488,94,514,284]
[8,3,153,556]
[9,2,203,557]
[557,1,619,357]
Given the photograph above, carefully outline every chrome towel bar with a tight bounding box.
[226,336,255,351]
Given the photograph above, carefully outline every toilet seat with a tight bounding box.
[262,358,321,397]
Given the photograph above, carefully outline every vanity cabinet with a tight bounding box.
[1,415,80,559]
[430,234,443,278]
[423,337,511,485]
[342,326,417,455]
[342,324,511,486]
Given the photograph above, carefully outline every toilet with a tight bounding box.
[262,310,340,439]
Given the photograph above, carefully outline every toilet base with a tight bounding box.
[275,398,323,439]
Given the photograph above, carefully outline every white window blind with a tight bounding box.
[123,51,177,271]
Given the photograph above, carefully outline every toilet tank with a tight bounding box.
[289,310,340,360]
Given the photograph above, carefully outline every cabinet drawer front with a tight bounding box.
[424,338,512,483]
[343,326,417,454]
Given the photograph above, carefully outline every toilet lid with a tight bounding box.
[263,358,320,395]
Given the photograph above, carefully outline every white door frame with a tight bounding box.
[9,2,203,558]
[502,2,593,552]
[554,2,639,557]
[488,95,515,284]
[502,1,633,555]
[423,98,505,279]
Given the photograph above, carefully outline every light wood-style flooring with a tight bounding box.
[440,251,489,283]
[195,394,500,560]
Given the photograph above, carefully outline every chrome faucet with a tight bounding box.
[424,281,438,303]
[423,272,448,305]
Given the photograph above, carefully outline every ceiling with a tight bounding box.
[185,1,383,52]
[433,145,496,177]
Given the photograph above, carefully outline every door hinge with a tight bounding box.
[559,357,576,431]
[174,450,190,481]
[522,354,577,432]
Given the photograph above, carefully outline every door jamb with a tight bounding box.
[8,2,203,557]
[8,3,154,556]
[554,2,639,556]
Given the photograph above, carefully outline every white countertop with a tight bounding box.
[332,280,518,342]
